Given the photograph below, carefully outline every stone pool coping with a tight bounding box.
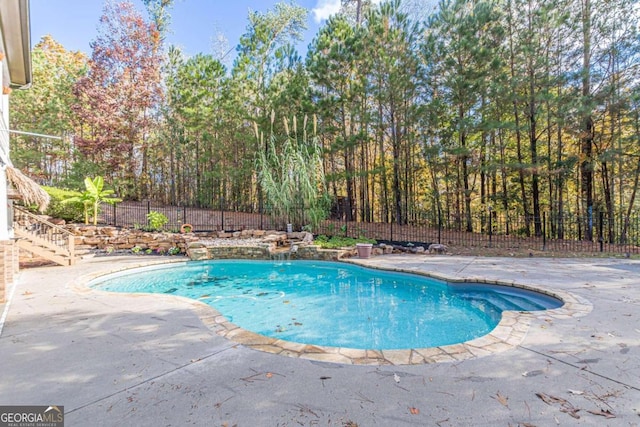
[73,257,592,366]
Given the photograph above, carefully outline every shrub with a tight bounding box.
[147,211,168,231]
[42,186,85,222]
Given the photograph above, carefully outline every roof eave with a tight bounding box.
[0,0,32,89]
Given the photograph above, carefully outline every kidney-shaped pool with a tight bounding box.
[89,260,563,350]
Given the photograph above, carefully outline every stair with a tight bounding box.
[13,206,76,266]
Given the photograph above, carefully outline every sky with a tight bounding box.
[30,0,382,62]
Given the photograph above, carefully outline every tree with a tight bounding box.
[165,52,227,206]
[423,0,502,231]
[73,1,163,199]
[307,15,364,222]
[366,0,422,225]
[10,36,87,183]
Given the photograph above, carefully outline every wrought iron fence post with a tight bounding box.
[113,203,117,227]
[488,206,492,248]
[147,200,151,215]
[543,212,547,251]
[259,197,263,230]
[438,209,442,245]
[344,210,348,238]
[183,206,187,225]
[220,197,225,232]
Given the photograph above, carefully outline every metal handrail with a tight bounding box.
[13,206,75,259]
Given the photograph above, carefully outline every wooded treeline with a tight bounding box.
[10,0,640,238]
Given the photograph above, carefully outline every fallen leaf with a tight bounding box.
[560,406,581,419]
[409,407,420,415]
[266,372,273,378]
[536,392,567,405]
[394,373,400,383]
[587,409,615,419]
[493,391,509,407]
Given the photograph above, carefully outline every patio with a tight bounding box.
[0,255,638,425]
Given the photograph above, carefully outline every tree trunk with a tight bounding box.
[580,0,594,241]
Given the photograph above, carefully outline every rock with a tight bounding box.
[428,243,448,254]
[83,237,103,246]
[288,232,306,240]
[100,227,117,237]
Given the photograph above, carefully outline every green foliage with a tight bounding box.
[257,115,330,230]
[9,35,87,183]
[42,186,85,222]
[58,159,105,191]
[8,0,640,245]
[146,211,169,230]
[64,176,121,225]
[314,235,376,249]
[73,1,163,199]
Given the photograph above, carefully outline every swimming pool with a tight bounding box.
[90,260,563,350]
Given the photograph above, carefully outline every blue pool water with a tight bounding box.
[90,260,563,350]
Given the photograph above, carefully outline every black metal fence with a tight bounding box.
[99,201,640,255]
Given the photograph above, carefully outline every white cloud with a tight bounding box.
[312,0,341,23]
[311,0,382,22]
[312,0,385,23]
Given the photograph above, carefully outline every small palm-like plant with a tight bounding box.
[65,176,121,225]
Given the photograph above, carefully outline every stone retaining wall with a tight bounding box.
[66,225,196,254]
[186,242,346,261]
[65,226,323,258]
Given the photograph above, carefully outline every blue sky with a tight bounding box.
[29,0,377,60]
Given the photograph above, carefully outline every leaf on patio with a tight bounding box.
[409,407,420,415]
[492,391,509,407]
[560,406,581,419]
[535,392,567,405]
[587,409,615,419]
[266,372,273,378]
[394,373,400,383]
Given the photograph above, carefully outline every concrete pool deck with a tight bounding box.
[0,255,638,425]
